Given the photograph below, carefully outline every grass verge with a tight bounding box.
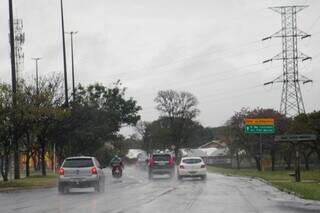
[208,166,320,201]
[0,174,57,192]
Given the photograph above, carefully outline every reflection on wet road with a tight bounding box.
[1,167,320,213]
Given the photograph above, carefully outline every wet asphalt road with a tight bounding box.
[1,167,320,213]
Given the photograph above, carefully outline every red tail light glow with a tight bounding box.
[149,158,155,167]
[179,165,185,169]
[91,166,97,175]
[59,167,64,176]
[201,164,206,168]
[169,158,174,167]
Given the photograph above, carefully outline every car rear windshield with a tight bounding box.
[153,154,170,161]
[63,158,94,168]
[182,159,202,164]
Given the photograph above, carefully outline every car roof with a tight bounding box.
[65,156,94,160]
[152,153,171,156]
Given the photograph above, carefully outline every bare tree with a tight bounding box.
[155,90,199,120]
[154,90,200,157]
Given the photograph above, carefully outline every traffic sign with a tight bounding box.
[275,134,317,142]
[245,118,274,125]
[244,118,275,134]
[245,125,275,134]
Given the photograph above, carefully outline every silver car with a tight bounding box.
[58,156,105,193]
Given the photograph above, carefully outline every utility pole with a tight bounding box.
[60,0,69,107]
[263,5,312,117]
[53,143,56,174]
[13,17,25,83]
[8,0,20,179]
[31,57,42,95]
[66,31,78,100]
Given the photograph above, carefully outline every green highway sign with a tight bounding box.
[275,134,317,142]
[245,125,275,134]
[244,118,275,134]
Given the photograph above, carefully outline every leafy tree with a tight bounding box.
[288,111,320,169]
[226,107,288,170]
[0,84,13,181]
[54,81,141,164]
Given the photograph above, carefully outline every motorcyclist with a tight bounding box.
[110,155,124,175]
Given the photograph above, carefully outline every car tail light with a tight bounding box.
[179,165,185,169]
[91,166,97,175]
[201,164,206,168]
[59,167,64,176]
[169,158,174,167]
[149,158,155,167]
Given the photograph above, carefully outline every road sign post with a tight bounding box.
[244,118,275,171]
[275,134,317,182]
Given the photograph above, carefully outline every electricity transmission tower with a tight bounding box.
[263,5,312,117]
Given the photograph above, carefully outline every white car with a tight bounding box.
[177,157,207,180]
[58,156,105,193]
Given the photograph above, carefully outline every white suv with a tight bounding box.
[58,156,105,193]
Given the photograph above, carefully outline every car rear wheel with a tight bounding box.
[177,175,182,180]
[94,181,101,192]
[58,183,64,194]
[169,171,174,179]
[148,172,153,180]
[100,180,105,192]
[201,175,207,180]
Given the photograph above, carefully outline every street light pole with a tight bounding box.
[53,143,56,174]
[66,31,78,100]
[8,0,20,180]
[60,0,69,107]
[31,57,42,95]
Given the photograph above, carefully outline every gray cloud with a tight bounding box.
[1,0,319,134]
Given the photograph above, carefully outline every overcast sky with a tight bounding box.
[1,0,320,134]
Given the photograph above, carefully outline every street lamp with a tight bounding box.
[31,57,42,95]
[65,31,78,100]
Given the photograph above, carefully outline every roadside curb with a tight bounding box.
[250,176,300,196]
[213,171,301,197]
[210,170,320,203]
[0,183,57,193]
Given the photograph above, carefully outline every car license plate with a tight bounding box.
[71,178,83,183]
[158,162,165,166]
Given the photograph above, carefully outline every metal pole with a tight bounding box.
[8,0,20,180]
[71,33,75,99]
[32,57,42,95]
[260,133,263,171]
[36,60,39,94]
[295,143,301,182]
[53,143,56,174]
[60,0,69,107]
[8,0,16,95]
[66,31,78,100]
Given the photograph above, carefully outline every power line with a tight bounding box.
[139,64,315,115]
[103,40,277,81]
[130,63,281,98]
[141,84,264,112]
[308,14,320,31]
